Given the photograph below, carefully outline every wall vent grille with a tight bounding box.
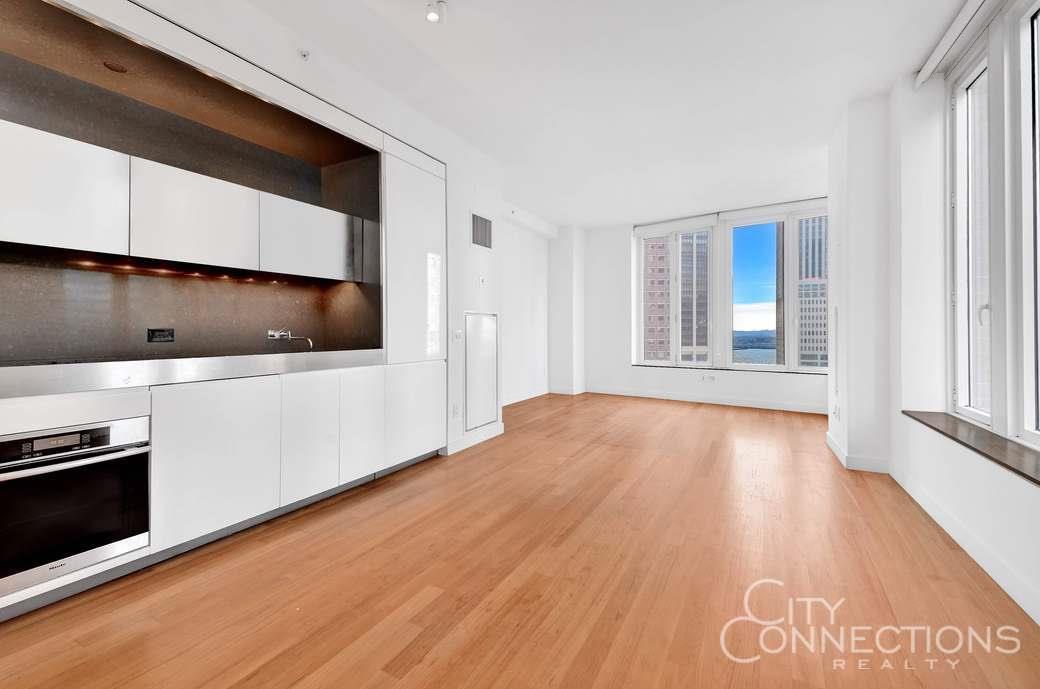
[472,214,492,248]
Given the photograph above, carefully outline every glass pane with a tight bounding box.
[732,222,784,365]
[642,236,671,361]
[797,216,828,368]
[0,453,149,579]
[967,71,991,414]
[680,230,710,363]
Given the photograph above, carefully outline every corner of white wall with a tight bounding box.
[828,93,893,474]
[548,226,586,395]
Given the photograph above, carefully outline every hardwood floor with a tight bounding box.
[1,393,1037,688]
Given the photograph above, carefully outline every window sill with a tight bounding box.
[633,364,827,376]
[902,410,1040,488]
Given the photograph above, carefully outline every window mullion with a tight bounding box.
[671,232,680,366]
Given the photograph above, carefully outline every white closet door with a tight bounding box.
[465,313,498,431]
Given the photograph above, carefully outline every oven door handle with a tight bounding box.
[0,445,149,482]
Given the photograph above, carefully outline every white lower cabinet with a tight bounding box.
[150,361,445,551]
[150,376,281,551]
[339,365,386,482]
[385,360,447,467]
[280,370,340,506]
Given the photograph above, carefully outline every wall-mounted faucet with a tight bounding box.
[267,328,313,351]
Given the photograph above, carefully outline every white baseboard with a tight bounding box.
[443,421,504,455]
[894,475,1040,626]
[586,386,826,414]
[845,453,888,473]
[826,431,848,467]
[548,386,585,396]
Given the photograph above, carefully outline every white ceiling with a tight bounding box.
[247,0,960,227]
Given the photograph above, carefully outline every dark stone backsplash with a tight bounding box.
[0,243,381,366]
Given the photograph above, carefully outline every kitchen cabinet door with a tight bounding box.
[130,157,260,270]
[0,119,129,255]
[259,192,350,280]
[150,376,281,551]
[339,365,386,483]
[385,360,446,467]
[384,154,446,364]
[281,370,340,505]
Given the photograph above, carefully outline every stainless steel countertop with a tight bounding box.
[0,350,386,399]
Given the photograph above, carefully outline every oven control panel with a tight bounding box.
[0,426,111,465]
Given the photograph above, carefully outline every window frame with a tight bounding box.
[1010,0,1040,448]
[719,201,830,374]
[634,214,717,368]
[948,50,994,427]
[633,199,828,374]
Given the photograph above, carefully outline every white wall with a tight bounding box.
[548,226,586,394]
[826,95,893,471]
[499,221,549,405]
[885,75,1040,624]
[68,0,556,453]
[582,225,828,413]
[826,74,1040,624]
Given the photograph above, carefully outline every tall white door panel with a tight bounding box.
[384,154,446,364]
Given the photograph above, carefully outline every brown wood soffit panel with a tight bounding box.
[0,0,371,166]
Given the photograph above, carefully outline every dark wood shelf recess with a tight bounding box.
[902,410,1040,488]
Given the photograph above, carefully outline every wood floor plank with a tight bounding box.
[0,393,1037,688]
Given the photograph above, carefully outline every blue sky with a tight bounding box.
[732,222,778,332]
[732,222,777,304]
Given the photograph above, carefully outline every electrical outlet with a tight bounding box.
[453,329,464,343]
[700,373,716,383]
[451,404,460,419]
[832,404,840,420]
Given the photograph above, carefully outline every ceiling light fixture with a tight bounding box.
[426,0,447,24]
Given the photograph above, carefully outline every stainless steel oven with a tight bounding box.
[0,417,149,596]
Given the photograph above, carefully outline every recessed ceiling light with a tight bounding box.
[426,0,447,24]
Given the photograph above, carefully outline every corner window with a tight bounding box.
[634,200,827,373]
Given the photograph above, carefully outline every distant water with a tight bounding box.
[731,348,777,365]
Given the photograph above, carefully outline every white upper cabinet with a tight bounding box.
[0,119,129,255]
[130,157,260,270]
[385,154,447,364]
[280,370,341,506]
[150,376,281,552]
[385,360,447,467]
[339,365,386,483]
[260,193,350,280]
